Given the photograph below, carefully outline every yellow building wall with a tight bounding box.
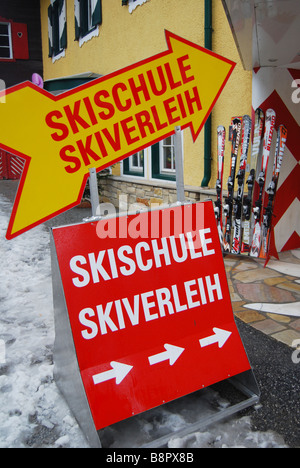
[40,0,252,188]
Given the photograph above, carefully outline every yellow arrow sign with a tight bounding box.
[1,31,235,239]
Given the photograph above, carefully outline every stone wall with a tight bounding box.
[99,176,216,211]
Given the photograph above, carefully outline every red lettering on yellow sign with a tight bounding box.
[0,31,235,239]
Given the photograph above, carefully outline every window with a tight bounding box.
[130,151,144,173]
[0,20,29,61]
[0,23,13,59]
[160,136,176,174]
[152,136,176,181]
[123,150,144,177]
[75,0,102,43]
[48,0,67,59]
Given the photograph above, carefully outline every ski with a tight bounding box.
[250,109,276,257]
[214,125,226,248]
[231,115,252,254]
[241,108,265,254]
[261,124,288,259]
[223,116,242,253]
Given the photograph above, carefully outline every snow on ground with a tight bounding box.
[0,194,287,448]
[0,195,89,448]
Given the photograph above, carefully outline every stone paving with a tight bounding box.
[225,249,300,348]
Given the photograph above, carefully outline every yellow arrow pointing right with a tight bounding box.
[1,31,235,239]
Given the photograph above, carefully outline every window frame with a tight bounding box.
[0,22,13,61]
[75,0,102,45]
[48,0,67,61]
[123,150,145,177]
[81,0,97,38]
[159,136,176,175]
[151,136,176,182]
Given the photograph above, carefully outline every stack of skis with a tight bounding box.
[214,108,288,260]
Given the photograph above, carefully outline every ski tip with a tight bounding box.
[266,108,276,118]
[255,107,264,115]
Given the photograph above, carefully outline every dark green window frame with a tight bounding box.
[122,139,177,181]
[75,0,102,41]
[48,0,67,58]
[0,22,13,59]
[151,139,176,182]
[123,151,145,177]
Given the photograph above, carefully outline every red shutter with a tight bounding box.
[11,22,29,60]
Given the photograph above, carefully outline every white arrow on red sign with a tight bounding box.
[93,361,133,385]
[148,344,185,367]
[92,332,231,387]
[199,328,232,349]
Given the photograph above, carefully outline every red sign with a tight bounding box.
[52,202,251,430]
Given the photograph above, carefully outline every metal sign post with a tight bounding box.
[88,168,99,217]
[174,126,185,204]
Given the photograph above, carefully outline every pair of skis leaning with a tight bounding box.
[232,115,252,254]
[250,111,287,259]
[241,108,264,254]
[216,115,247,255]
[222,116,243,253]
[214,119,240,252]
[214,109,287,259]
[260,125,287,258]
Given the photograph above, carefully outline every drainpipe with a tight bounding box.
[201,0,213,187]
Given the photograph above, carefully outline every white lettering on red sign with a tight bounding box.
[67,226,222,339]
[78,272,223,338]
[69,228,215,287]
